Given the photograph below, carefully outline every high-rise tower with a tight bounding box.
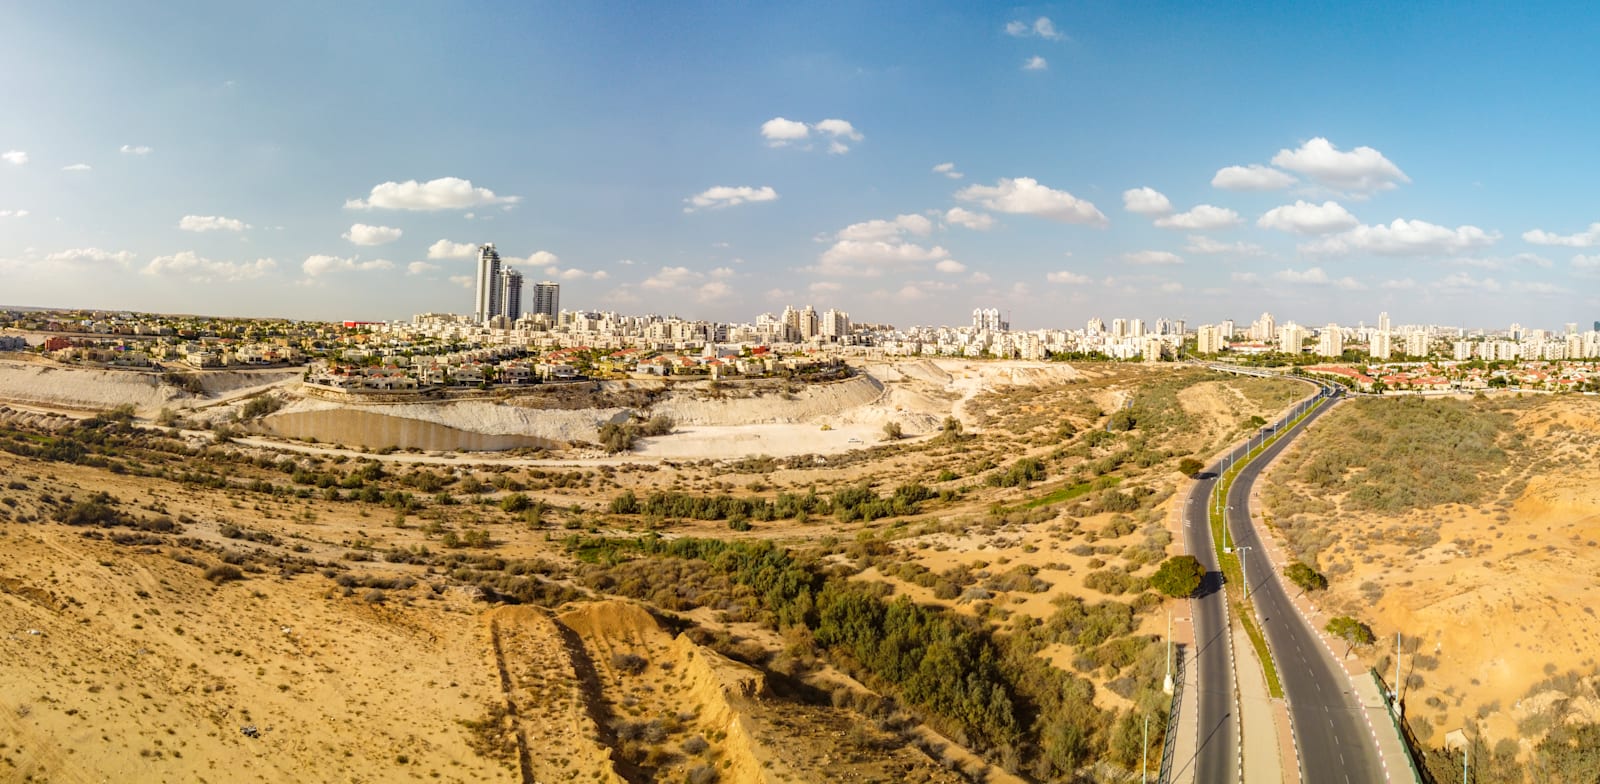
[532,281,560,321]
[474,244,502,323]
[499,268,524,322]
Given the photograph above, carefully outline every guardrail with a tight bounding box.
[1159,643,1185,783]
[1369,669,1428,784]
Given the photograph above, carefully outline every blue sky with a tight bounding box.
[3,1,1599,329]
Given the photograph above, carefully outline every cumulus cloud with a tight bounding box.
[557,267,608,281]
[1231,272,1260,283]
[1122,250,1183,266]
[838,214,932,242]
[343,223,403,245]
[932,162,963,180]
[957,177,1107,226]
[143,252,276,282]
[1257,200,1359,234]
[1270,137,1409,195]
[642,265,700,290]
[935,259,967,274]
[1185,235,1264,256]
[406,261,440,276]
[119,145,152,155]
[1006,16,1065,40]
[697,281,732,302]
[1512,281,1561,295]
[522,250,559,267]
[179,215,250,233]
[1274,266,1365,290]
[1047,270,1091,284]
[427,239,478,259]
[1122,187,1172,216]
[1302,219,1499,256]
[683,185,779,212]
[761,117,863,153]
[1211,164,1296,191]
[1154,204,1241,230]
[1522,222,1600,247]
[1437,272,1502,292]
[709,266,735,279]
[0,210,29,218]
[302,254,394,276]
[1022,56,1048,71]
[61,163,91,172]
[2,150,28,165]
[760,117,810,146]
[46,248,135,265]
[816,240,950,277]
[1572,254,1600,270]
[809,281,843,294]
[944,207,994,231]
[345,177,519,211]
[449,275,474,289]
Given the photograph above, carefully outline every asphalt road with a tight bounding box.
[1224,385,1387,783]
[1182,429,1241,783]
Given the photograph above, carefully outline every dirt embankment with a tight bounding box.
[0,359,298,416]
[650,375,883,426]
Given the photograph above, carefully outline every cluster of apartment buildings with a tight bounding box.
[1191,312,1600,362]
[472,244,560,327]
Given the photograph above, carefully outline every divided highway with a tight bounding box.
[1183,378,1387,783]
[1224,385,1386,783]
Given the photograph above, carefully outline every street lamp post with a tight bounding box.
[1224,506,1235,552]
[1236,545,1253,600]
[1164,610,1174,694]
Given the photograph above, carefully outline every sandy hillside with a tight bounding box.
[1261,394,1600,753]
[0,360,296,417]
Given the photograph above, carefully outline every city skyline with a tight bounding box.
[4,3,1600,326]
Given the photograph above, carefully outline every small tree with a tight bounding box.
[1177,457,1205,478]
[882,421,903,441]
[1326,615,1375,655]
[1149,555,1205,598]
[1284,561,1328,593]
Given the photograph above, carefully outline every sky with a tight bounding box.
[3,1,1600,330]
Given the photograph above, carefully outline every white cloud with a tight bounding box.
[406,261,440,276]
[944,207,994,231]
[935,259,967,274]
[816,240,951,277]
[1122,187,1172,216]
[1123,250,1183,266]
[893,284,928,303]
[343,223,403,245]
[143,252,276,282]
[119,145,152,155]
[1006,16,1065,40]
[61,163,91,172]
[1572,254,1600,270]
[1380,278,1417,290]
[1437,272,1501,292]
[301,254,394,276]
[1022,56,1048,71]
[932,162,963,180]
[1047,270,1091,284]
[957,177,1107,226]
[523,250,559,267]
[697,281,732,302]
[3,150,29,165]
[1160,281,1183,294]
[427,239,478,259]
[709,266,735,279]
[642,265,700,289]
[1512,281,1561,295]
[1442,252,1552,270]
[558,268,608,281]
[449,275,474,289]
[1270,137,1409,194]
[838,214,933,242]
[1231,272,1260,283]
[815,118,861,141]
[809,281,843,294]
[46,248,135,265]
[179,215,249,233]
[1303,219,1499,256]
[1256,200,1359,234]
[760,117,810,146]
[1155,204,1242,230]
[1522,222,1600,248]
[1274,266,1364,290]
[968,271,992,284]
[683,185,779,212]
[1211,164,1296,191]
[1185,235,1264,256]
[0,210,29,218]
[345,177,519,211]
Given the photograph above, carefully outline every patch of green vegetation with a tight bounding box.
[1022,476,1119,509]
[1238,611,1283,698]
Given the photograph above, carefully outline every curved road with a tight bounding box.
[1224,384,1387,783]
